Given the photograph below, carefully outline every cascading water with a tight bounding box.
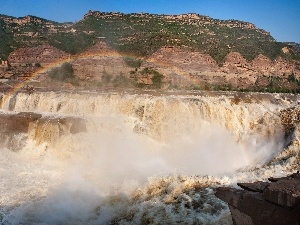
[0,91,299,225]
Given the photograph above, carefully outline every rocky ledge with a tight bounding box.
[215,172,300,225]
[0,112,87,151]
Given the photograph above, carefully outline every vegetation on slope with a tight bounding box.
[49,62,74,81]
[0,18,13,60]
[0,12,299,64]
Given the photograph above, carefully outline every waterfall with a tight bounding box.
[0,91,298,225]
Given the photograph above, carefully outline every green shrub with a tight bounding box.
[151,72,164,88]
[123,56,142,68]
[287,73,296,82]
[49,62,74,81]
[191,84,201,90]
[136,82,146,88]
[140,68,164,88]
[112,74,134,88]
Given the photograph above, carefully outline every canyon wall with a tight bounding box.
[1,41,299,90]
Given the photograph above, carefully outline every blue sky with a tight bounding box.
[0,0,299,43]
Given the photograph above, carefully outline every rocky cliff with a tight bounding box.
[72,41,130,81]
[8,45,69,66]
[141,46,219,86]
[143,46,218,73]
[1,42,299,91]
[140,46,299,89]
[0,45,69,81]
[0,11,300,91]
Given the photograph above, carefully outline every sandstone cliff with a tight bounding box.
[72,41,130,81]
[221,52,298,78]
[1,42,299,92]
[141,46,219,87]
[143,46,218,73]
[141,46,299,89]
[8,45,69,66]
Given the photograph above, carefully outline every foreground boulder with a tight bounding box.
[215,172,300,225]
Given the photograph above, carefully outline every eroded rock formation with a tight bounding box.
[142,47,299,88]
[1,42,299,90]
[8,45,69,66]
[142,46,219,86]
[72,41,130,81]
[221,52,252,74]
[144,46,219,73]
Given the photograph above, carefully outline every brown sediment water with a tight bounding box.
[0,91,299,224]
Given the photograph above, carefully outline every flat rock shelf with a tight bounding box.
[215,172,300,225]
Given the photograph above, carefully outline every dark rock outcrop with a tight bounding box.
[215,172,300,225]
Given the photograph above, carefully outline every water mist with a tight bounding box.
[0,91,296,225]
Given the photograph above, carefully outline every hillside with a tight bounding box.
[0,11,300,93]
[0,11,299,64]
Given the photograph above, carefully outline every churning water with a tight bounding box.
[0,91,299,224]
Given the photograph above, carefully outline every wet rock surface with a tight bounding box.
[215,172,300,225]
[0,112,42,134]
[0,112,86,134]
[237,181,270,193]
[0,112,87,151]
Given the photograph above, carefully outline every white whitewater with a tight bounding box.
[0,91,299,225]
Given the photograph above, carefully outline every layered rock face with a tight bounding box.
[142,46,220,86]
[0,45,69,81]
[215,172,300,225]
[72,41,130,81]
[3,42,131,82]
[251,54,273,76]
[1,41,299,89]
[144,46,219,73]
[221,52,297,78]
[0,112,86,151]
[142,47,299,88]
[221,52,251,74]
[8,45,69,66]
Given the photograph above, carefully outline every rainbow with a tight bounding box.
[0,51,199,107]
